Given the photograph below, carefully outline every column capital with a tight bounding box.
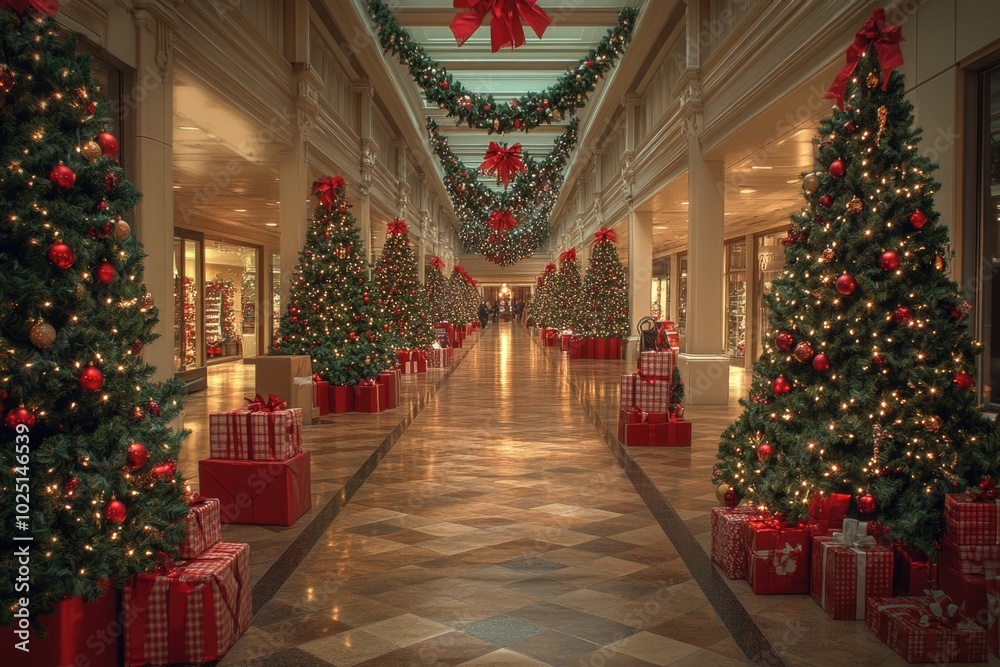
[133,8,174,79]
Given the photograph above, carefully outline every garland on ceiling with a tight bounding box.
[427,118,577,267]
[366,0,639,134]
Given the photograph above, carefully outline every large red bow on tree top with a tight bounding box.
[487,210,517,232]
[451,0,551,53]
[824,8,904,108]
[430,256,445,269]
[480,142,525,187]
[1,0,59,15]
[544,263,556,273]
[313,176,347,211]
[559,248,577,263]
[387,219,408,235]
[594,227,617,244]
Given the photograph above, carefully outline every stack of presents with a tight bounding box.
[712,490,999,663]
[618,348,690,446]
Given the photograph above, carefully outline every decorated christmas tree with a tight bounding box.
[425,256,448,323]
[549,248,586,332]
[582,228,629,338]
[373,219,433,350]
[714,12,1000,556]
[0,2,189,624]
[528,263,557,328]
[445,266,478,325]
[274,177,395,385]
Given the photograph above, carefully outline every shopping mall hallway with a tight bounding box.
[221,325,745,667]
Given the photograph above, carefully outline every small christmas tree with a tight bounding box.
[714,10,1000,556]
[444,266,477,325]
[549,248,586,332]
[582,228,629,338]
[0,3,189,624]
[425,256,448,323]
[274,177,395,385]
[373,219,433,350]
[529,263,557,328]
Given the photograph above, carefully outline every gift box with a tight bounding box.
[433,323,454,348]
[329,385,355,413]
[620,373,671,413]
[746,519,811,595]
[255,355,313,423]
[178,497,222,560]
[711,507,759,579]
[866,594,988,663]
[568,336,586,359]
[941,537,1000,576]
[208,403,302,461]
[395,349,410,366]
[198,451,311,526]
[544,328,557,347]
[807,492,851,535]
[354,381,386,413]
[313,378,329,416]
[125,542,252,667]
[402,350,427,374]
[811,519,893,619]
[0,580,121,667]
[939,562,992,629]
[561,333,571,352]
[944,493,999,547]
[378,371,399,409]
[892,543,938,596]
[427,347,452,369]
[638,350,675,380]
[665,418,692,447]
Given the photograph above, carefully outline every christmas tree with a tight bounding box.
[444,266,477,325]
[425,256,448,324]
[373,219,433,350]
[528,263,557,328]
[549,248,586,332]
[0,3,189,624]
[274,177,395,385]
[582,228,629,338]
[714,11,1000,556]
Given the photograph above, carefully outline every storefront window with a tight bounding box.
[977,64,1000,405]
[271,252,281,344]
[204,242,259,362]
[651,257,670,321]
[173,237,202,372]
[677,254,688,350]
[726,241,748,362]
[755,231,788,360]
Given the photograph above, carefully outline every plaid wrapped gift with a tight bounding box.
[238,408,302,461]
[427,347,452,368]
[178,498,222,560]
[124,542,252,667]
[208,411,249,460]
[866,593,988,663]
[619,373,670,412]
[811,518,893,619]
[711,507,758,580]
[638,350,675,380]
[941,537,1000,576]
[945,493,999,547]
[746,518,811,595]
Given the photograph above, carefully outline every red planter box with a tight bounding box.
[0,581,121,667]
[313,379,330,415]
[198,451,311,526]
[591,337,624,359]
[329,385,355,413]
[354,382,387,413]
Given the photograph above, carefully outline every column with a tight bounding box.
[133,12,174,383]
[668,253,680,322]
[627,209,653,341]
[355,81,376,266]
[417,210,430,282]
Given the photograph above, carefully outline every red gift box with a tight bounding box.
[403,356,427,374]
[0,581,121,667]
[313,379,330,415]
[617,409,649,446]
[178,497,222,560]
[807,492,851,535]
[125,542,252,667]
[940,562,992,628]
[427,347,452,368]
[945,493,1000,546]
[746,519,811,595]
[867,594,988,663]
[568,336,586,359]
[666,418,692,447]
[435,322,457,347]
[395,349,410,365]
[544,328,557,347]
[811,519,893,619]
[941,537,1000,576]
[208,407,302,461]
[378,371,398,409]
[585,337,596,358]
[892,542,938,596]
[354,381,386,413]
[560,333,570,351]
[329,385,355,413]
[711,507,759,580]
[199,451,311,526]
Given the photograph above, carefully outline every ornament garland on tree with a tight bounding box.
[582,228,629,338]
[373,219,434,350]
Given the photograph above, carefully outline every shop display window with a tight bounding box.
[173,237,202,372]
[677,254,688,350]
[976,64,1000,405]
[726,241,747,361]
[204,242,259,362]
[755,231,788,360]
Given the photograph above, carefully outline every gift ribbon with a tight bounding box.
[594,227,617,244]
[386,218,408,235]
[918,589,958,627]
[480,142,525,187]
[312,175,346,211]
[450,0,551,52]
[559,247,577,263]
[824,8,904,108]
[831,518,876,548]
[1,0,58,16]
[244,393,286,413]
[773,542,803,575]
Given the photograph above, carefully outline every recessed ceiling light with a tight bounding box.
[751,166,773,170]
[178,126,199,131]
[234,209,247,213]
[679,201,689,205]
[724,212,734,216]
[739,189,756,194]
[265,223,278,227]
[172,185,181,189]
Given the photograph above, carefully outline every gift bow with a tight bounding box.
[451,0,551,53]
[544,262,557,273]
[430,256,445,269]
[831,518,877,548]
[1,0,59,15]
[559,248,577,263]
[594,227,617,244]
[627,407,647,423]
[487,210,518,232]
[918,589,959,628]
[387,219,408,235]
[244,393,287,412]
[772,542,803,576]
[313,176,347,210]
[480,142,525,187]
[825,8,904,108]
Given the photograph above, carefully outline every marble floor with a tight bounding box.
[195,324,998,667]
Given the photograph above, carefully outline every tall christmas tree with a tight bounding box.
[714,11,1000,556]
[444,266,477,325]
[582,228,629,338]
[549,248,586,332]
[529,263,557,328]
[425,256,448,324]
[274,177,394,385]
[0,3,189,624]
[373,219,433,350]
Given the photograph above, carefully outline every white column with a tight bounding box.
[627,210,653,340]
[278,147,309,308]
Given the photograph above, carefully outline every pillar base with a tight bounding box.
[677,353,731,406]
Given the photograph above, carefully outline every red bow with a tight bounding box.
[471,279,478,286]
[825,8,904,108]
[1,0,59,15]
[487,210,518,232]
[559,248,577,263]
[544,263,556,273]
[480,142,525,187]
[387,219,408,235]
[594,227,617,244]
[312,176,346,211]
[244,393,287,412]
[451,0,551,53]
[430,256,445,269]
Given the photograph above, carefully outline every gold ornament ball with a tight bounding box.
[935,255,946,271]
[114,219,132,240]
[29,322,56,348]
[715,483,732,505]
[365,355,371,364]
[802,173,820,194]
[821,247,836,262]
[923,415,942,432]
[847,197,863,214]
[81,140,103,161]
[867,72,880,89]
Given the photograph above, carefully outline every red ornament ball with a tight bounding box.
[63,477,80,495]
[47,242,76,270]
[440,80,449,90]
[856,493,877,515]
[363,295,370,303]
[774,331,794,351]
[146,400,161,417]
[95,132,119,158]
[79,367,104,392]
[843,121,857,134]
[756,443,774,461]
[909,210,927,229]
[104,499,127,524]
[95,261,117,285]
[5,407,36,431]
[878,250,900,271]
[723,487,742,508]
[104,171,120,191]
[818,195,833,208]
[893,306,914,325]
[829,159,846,178]
[793,342,814,363]
[812,353,831,373]
[0,64,14,92]
[130,339,144,356]
[835,273,857,296]
[873,354,886,368]
[772,376,792,396]
[953,371,975,391]
[132,406,145,421]
[49,164,76,190]
[151,459,176,479]
[127,442,150,470]
[349,332,358,341]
